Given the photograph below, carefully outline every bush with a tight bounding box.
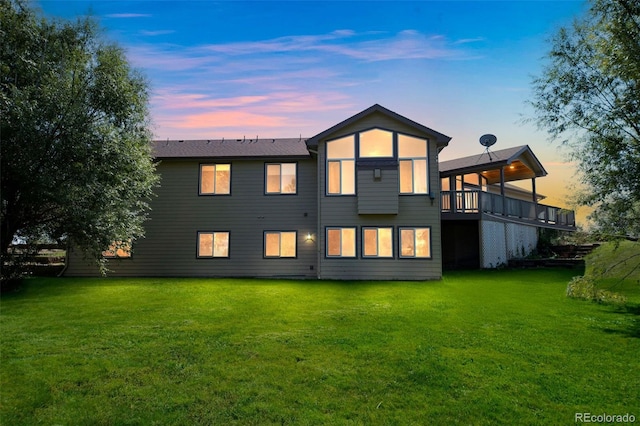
[566,276,627,305]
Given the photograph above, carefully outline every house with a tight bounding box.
[65,104,575,279]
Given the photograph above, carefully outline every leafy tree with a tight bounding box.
[529,0,640,238]
[1,0,158,279]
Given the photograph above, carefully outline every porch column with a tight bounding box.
[532,177,538,221]
[500,167,506,215]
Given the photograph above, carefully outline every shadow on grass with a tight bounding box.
[602,303,640,338]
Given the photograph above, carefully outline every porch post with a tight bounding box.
[500,167,506,215]
[532,177,538,221]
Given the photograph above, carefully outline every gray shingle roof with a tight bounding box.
[439,145,545,174]
[153,138,311,159]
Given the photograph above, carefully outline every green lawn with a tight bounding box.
[2,269,639,425]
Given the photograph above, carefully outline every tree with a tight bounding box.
[1,0,159,279]
[529,0,640,238]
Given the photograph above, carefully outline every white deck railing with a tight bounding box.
[441,190,576,228]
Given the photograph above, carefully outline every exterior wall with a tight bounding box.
[66,158,318,277]
[316,120,443,280]
[357,167,399,214]
[479,220,538,268]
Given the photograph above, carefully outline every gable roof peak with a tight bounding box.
[306,103,451,148]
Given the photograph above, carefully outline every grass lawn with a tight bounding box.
[1,269,639,425]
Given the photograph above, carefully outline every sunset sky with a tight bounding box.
[35,0,589,219]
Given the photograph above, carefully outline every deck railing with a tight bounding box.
[441,190,576,228]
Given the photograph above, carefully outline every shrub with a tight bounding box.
[566,276,627,305]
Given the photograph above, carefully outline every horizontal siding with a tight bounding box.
[357,168,399,214]
[66,159,318,278]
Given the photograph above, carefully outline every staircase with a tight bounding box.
[509,244,600,269]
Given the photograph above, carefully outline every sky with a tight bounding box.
[34,0,589,219]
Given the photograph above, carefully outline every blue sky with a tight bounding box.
[35,0,588,211]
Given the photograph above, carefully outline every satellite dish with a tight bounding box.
[479,134,497,147]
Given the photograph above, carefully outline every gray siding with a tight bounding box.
[66,158,318,278]
[317,117,443,280]
[357,168,399,214]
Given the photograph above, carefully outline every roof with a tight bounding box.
[306,104,452,149]
[439,145,548,184]
[153,138,311,159]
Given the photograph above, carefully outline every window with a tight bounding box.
[326,227,356,257]
[266,163,296,194]
[359,128,393,158]
[200,164,231,195]
[326,135,355,195]
[102,241,132,258]
[198,232,230,258]
[398,134,428,194]
[264,231,297,258]
[362,227,393,258]
[400,228,431,258]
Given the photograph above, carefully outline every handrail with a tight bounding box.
[441,190,576,228]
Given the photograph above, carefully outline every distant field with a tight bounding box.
[1,269,638,425]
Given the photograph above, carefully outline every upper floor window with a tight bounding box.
[200,164,231,195]
[326,135,355,195]
[264,231,297,258]
[398,134,428,194]
[359,128,393,158]
[197,231,230,258]
[266,163,297,194]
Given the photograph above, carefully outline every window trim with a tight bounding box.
[361,226,394,259]
[199,163,232,196]
[264,162,298,195]
[358,128,395,159]
[325,227,357,258]
[398,134,429,195]
[196,231,231,259]
[263,231,298,259]
[398,227,433,259]
[326,135,356,196]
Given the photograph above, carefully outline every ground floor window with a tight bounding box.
[264,231,297,258]
[362,227,393,258]
[400,227,431,258]
[198,232,230,258]
[326,227,356,257]
[102,241,132,258]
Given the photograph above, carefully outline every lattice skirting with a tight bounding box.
[480,221,538,268]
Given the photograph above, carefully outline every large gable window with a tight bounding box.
[326,227,356,257]
[200,164,231,195]
[326,135,355,195]
[359,128,393,158]
[266,163,296,194]
[398,134,428,194]
[264,231,297,258]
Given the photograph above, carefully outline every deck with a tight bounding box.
[441,190,576,230]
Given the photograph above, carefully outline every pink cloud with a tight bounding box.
[171,110,288,129]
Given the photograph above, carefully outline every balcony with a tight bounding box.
[441,190,576,230]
